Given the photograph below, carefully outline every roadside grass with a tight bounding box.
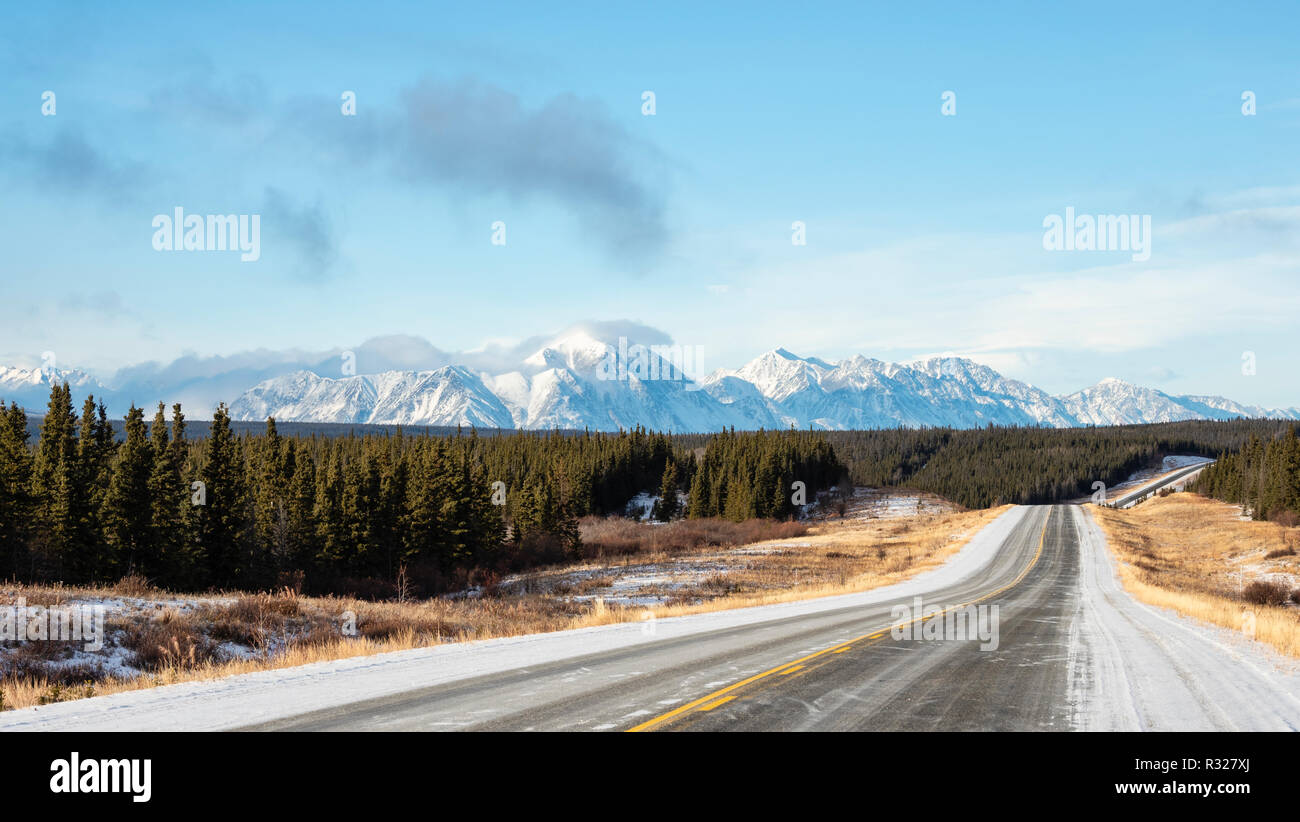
[0,501,1005,711]
[1092,494,1300,659]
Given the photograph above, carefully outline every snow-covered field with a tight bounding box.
[1,589,302,685]
[495,540,814,608]
[814,487,957,521]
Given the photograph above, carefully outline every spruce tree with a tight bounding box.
[147,403,187,586]
[32,383,79,580]
[102,406,155,578]
[0,403,34,578]
[197,404,248,587]
[652,460,679,521]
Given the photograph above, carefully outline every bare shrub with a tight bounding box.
[111,574,156,598]
[204,592,305,647]
[1242,580,1291,607]
[354,610,455,641]
[577,516,809,558]
[278,569,306,597]
[1269,510,1300,528]
[121,615,220,671]
[469,568,501,598]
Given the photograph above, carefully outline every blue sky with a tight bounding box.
[2,1,1299,406]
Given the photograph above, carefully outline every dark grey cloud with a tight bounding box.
[260,187,341,280]
[386,79,669,265]
[0,128,149,203]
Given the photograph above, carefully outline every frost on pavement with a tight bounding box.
[1068,505,1300,731]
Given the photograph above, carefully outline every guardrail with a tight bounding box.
[1101,461,1214,509]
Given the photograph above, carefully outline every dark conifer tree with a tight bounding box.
[0,403,34,578]
[102,406,154,577]
[196,404,249,587]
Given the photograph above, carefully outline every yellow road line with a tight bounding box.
[833,647,852,653]
[780,665,806,675]
[626,507,1052,732]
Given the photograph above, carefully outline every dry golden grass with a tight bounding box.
[0,503,1006,710]
[506,503,1007,612]
[1092,493,1300,658]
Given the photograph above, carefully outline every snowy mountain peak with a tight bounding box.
[522,330,615,373]
[0,364,99,389]
[908,355,999,382]
[730,348,829,401]
[0,364,109,412]
[229,367,514,428]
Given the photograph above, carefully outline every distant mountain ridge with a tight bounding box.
[220,333,1300,431]
[0,364,105,410]
[5,334,1297,432]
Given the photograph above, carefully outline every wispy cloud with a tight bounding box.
[385,79,669,266]
[260,187,341,280]
[0,128,149,203]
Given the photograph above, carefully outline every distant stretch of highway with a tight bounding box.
[1105,461,1214,509]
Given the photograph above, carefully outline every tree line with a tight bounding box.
[685,429,847,520]
[0,384,842,595]
[1192,428,1300,523]
[823,420,1298,509]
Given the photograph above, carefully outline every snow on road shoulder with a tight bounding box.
[0,507,1031,731]
[1068,505,1300,731]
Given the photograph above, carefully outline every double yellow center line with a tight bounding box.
[626,507,1052,732]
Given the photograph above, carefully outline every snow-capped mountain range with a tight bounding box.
[5,333,1298,432]
[225,333,1299,431]
[0,364,103,409]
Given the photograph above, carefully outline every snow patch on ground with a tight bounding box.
[814,488,957,521]
[1,591,278,685]
[624,491,689,521]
